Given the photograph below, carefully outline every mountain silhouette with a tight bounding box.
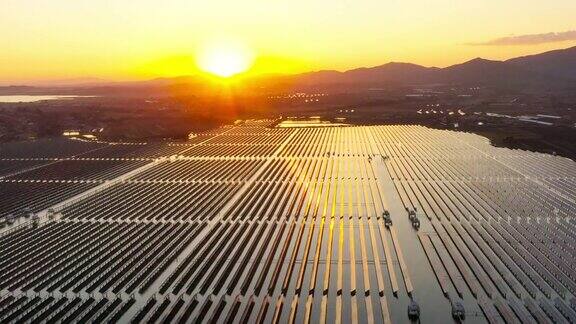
[282,46,576,89]
[3,46,575,93]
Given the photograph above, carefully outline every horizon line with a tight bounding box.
[1,44,574,88]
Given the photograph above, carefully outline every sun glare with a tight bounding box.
[196,39,254,78]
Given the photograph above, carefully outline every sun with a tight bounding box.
[196,39,254,78]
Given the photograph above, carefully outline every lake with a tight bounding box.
[0,95,92,103]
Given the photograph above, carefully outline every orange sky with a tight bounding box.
[1,0,575,83]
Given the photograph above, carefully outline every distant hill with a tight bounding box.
[2,46,576,94]
[435,57,551,88]
[280,46,576,90]
[506,46,576,80]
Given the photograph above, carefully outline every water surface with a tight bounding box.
[0,95,91,103]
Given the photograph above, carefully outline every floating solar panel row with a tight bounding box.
[2,123,575,323]
[133,158,265,182]
[153,149,409,323]
[0,221,203,295]
[129,295,263,323]
[61,182,241,221]
[371,125,576,323]
[0,138,106,158]
[152,217,399,323]
[177,125,294,157]
[180,144,280,157]
[0,160,52,178]
[278,127,384,157]
[75,144,152,158]
[0,182,96,219]
[0,295,133,323]
[111,125,576,323]
[80,142,188,158]
[203,132,291,145]
[456,131,576,206]
[196,120,277,137]
[4,159,149,182]
[240,120,278,128]
[469,179,576,218]
[230,124,575,323]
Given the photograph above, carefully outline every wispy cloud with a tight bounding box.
[469,30,576,46]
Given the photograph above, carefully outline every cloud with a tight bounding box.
[469,30,576,46]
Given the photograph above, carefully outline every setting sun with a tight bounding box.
[196,39,254,78]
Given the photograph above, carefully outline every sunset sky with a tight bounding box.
[1,0,576,83]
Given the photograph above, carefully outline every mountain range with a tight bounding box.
[2,46,576,95]
[263,46,576,91]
